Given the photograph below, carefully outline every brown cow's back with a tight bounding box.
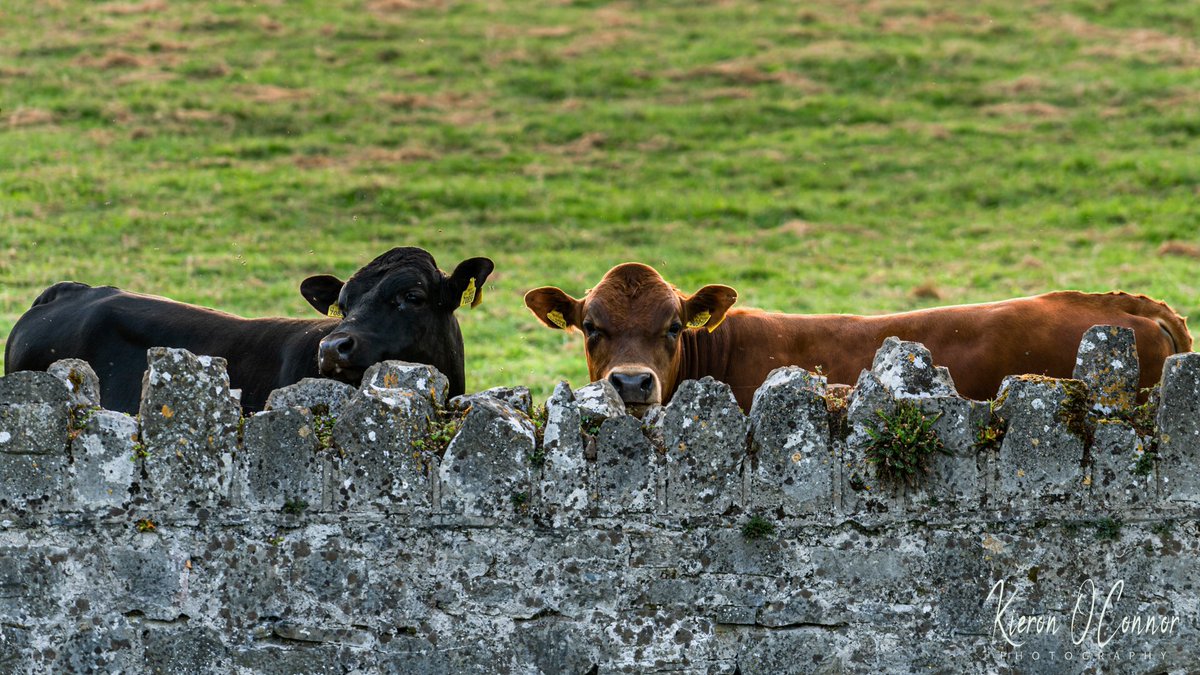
[686,291,1190,407]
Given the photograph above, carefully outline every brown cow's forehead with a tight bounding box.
[585,267,681,330]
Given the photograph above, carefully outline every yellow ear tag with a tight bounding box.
[459,278,477,309]
[706,312,727,333]
[327,304,343,319]
[547,310,568,329]
[686,311,711,329]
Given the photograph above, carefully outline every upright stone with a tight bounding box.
[747,367,834,516]
[538,382,589,522]
[1157,353,1200,504]
[360,361,450,407]
[239,408,324,512]
[1073,325,1140,415]
[138,348,241,508]
[332,378,438,513]
[264,378,356,417]
[907,396,986,512]
[994,375,1089,510]
[661,377,747,517]
[841,370,896,514]
[870,336,959,399]
[0,371,71,512]
[1091,420,1155,510]
[47,359,102,408]
[594,416,658,517]
[574,380,626,432]
[449,386,533,416]
[439,398,536,520]
[70,410,139,510]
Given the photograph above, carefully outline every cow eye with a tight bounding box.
[667,321,683,338]
[583,320,600,339]
[401,291,425,306]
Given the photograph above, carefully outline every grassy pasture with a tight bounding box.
[2,0,1198,403]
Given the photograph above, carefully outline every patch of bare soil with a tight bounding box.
[75,50,153,69]
[1045,14,1200,66]
[114,70,178,85]
[560,30,633,57]
[1158,241,1200,259]
[6,108,55,127]
[172,109,233,125]
[292,146,439,169]
[526,26,573,38]
[979,102,1065,118]
[101,0,165,15]
[378,91,481,110]
[985,74,1049,97]
[673,60,826,92]
[366,0,447,14]
[239,85,311,103]
[910,282,944,300]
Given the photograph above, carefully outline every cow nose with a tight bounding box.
[320,335,355,366]
[608,371,655,404]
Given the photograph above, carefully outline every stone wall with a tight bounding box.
[1,329,1198,674]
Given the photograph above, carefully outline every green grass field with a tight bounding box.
[3,0,1198,403]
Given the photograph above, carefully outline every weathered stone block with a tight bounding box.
[264,377,356,417]
[138,347,240,508]
[1091,420,1155,510]
[871,336,958,398]
[738,629,850,675]
[994,375,1089,510]
[142,626,231,674]
[906,396,986,512]
[70,409,139,509]
[47,358,102,408]
[0,401,71,504]
[0,369,72,406]
[538,382,588,522]
[439,397,535,519]
[0,546,67,622]
[514,620,602,675]
[449,386,532,415]
[0,371,71,512]
[332,386,435,512]
[747,367,834,516]
[841,370,896,514]
[360,360,449,407]
[1157,353,1200,504]
[662,377,747,517]
[239,408,324,512]
[594,416,657,516]
[53,617,142,674]
[574,380,626,431]
[1073,324,1140,415]
[111,547,187,620]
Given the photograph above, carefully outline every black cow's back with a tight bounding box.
[5,282,333,413]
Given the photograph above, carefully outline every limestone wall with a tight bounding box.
[1,327,1198,674]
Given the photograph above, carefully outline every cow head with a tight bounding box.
[299,247,493,396]
[525,263,736,413]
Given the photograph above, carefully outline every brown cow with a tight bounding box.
[524,263,1192,412]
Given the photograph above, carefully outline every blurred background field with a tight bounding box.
[2,0,1198,402]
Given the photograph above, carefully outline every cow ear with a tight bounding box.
[524,287,582,331]
[300,275,345,316]
[443,257,495,310]
[682,284,737,333]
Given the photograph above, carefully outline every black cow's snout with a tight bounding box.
[608,371,655,404]
[327,335,354,358]
[319,333,359,376]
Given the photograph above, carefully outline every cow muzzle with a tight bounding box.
[318,333,364,383]
[606,368,660,413]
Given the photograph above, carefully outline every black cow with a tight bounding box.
[4,247,494,414]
